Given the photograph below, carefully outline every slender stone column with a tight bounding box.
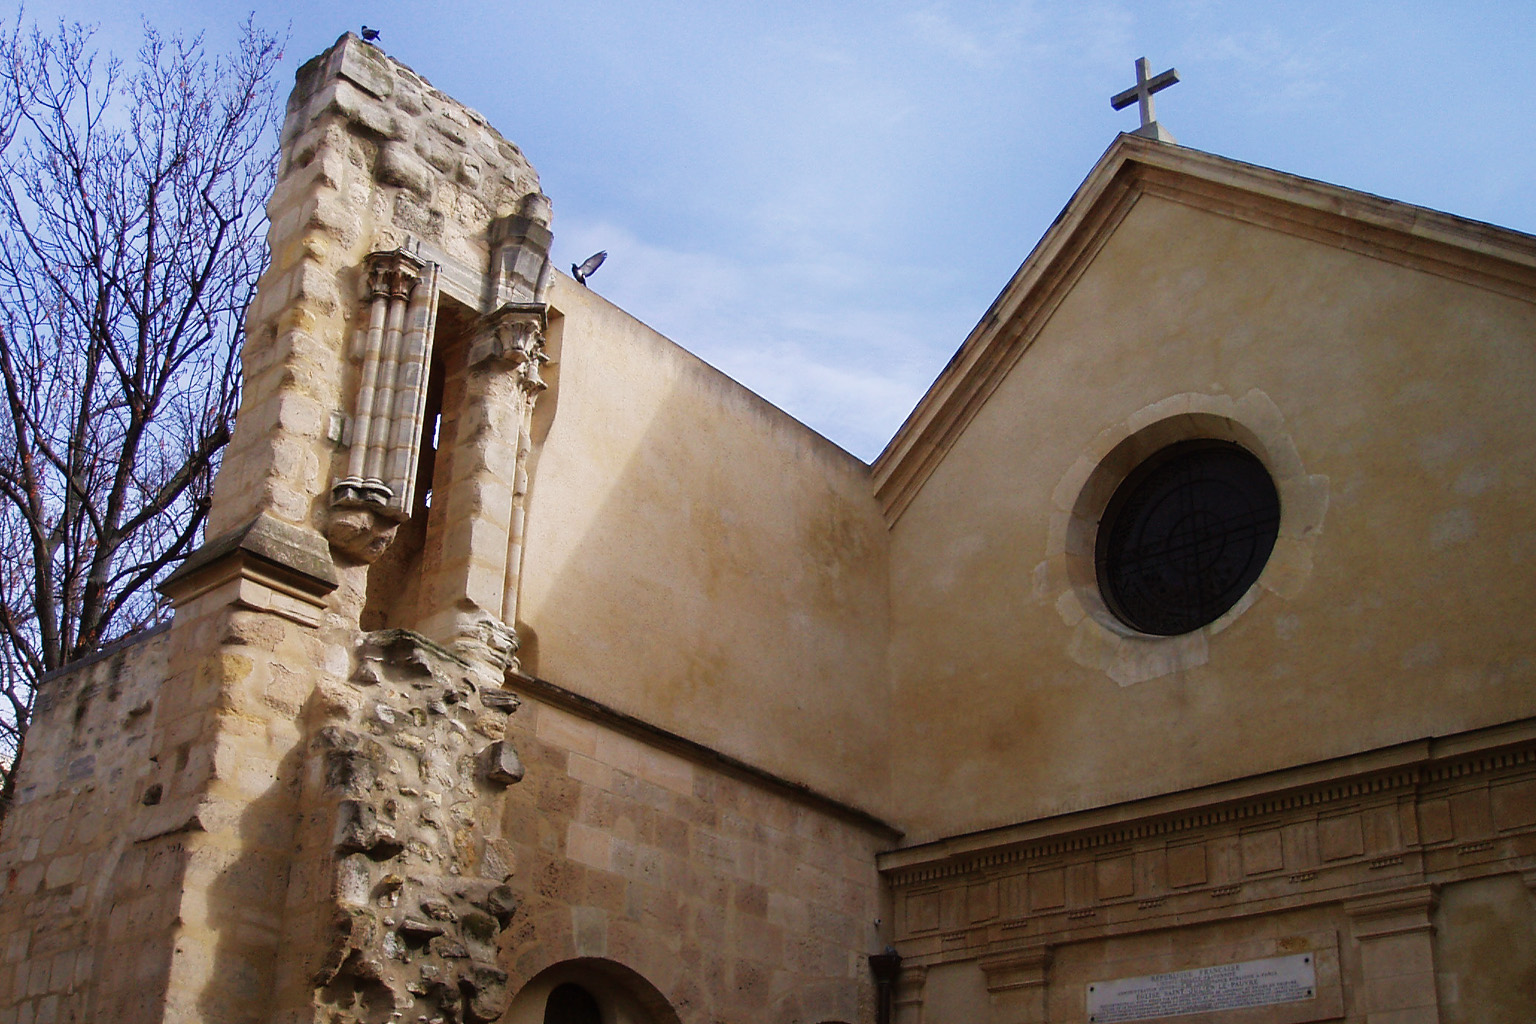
[335,249,424,506]
[385,263,441,514]
[328,249,443,563]
[421,302,547,672]
[500,346,542,627]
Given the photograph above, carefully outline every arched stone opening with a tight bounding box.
[504,958,681,1024]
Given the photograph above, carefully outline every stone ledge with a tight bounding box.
[35,621,170,689]
[511,670,903,842]
[159,513,339,625]
[880,714,1536,879]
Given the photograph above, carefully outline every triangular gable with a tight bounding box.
[872,134,1536,523]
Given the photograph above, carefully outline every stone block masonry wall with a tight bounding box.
[0,629,171,1024]
[0,32,554,1024]
[498,684,896,1024]
[210,33,541,542]
[0,31,894,1024]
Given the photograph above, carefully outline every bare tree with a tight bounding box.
[0,18,283,812]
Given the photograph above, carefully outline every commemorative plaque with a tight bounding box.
[1086,953,1316,1022]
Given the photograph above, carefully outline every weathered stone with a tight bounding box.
[377,141,433,197]
[419,898,455,922]
[398,916,444,938]
[483,740,524,786]
[325,506,400,563]
[334,800,402,856]
[462,963,509,1023]
[159,512,339,597]
[428,936,468,960]
[310,623,525,1023]
[333,35,394,99]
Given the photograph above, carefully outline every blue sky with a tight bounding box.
[17,2,1536,460]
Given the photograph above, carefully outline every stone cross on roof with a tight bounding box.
[1111,57,1180,144]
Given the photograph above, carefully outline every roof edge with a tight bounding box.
[871,134,1536,525]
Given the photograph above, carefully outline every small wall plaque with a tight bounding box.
[1086,953,1315,1022]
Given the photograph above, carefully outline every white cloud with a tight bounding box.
[904,6,1002,68]
[901,1,1137,71]
[554,219,967,461]
[1185,24,1347,107]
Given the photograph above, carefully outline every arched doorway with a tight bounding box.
[506,958,681,1024]
[544,982,603,1024]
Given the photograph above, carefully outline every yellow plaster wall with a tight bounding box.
[888,193,1536,841]
[518,275,891,811]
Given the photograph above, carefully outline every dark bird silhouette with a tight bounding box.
[361,26,382,43]
[572,251,607,286]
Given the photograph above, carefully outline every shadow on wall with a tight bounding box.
[196,714,311,1024]
[515,279,892,811]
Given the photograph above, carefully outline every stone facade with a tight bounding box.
[1,30,1534,1024]
[882,723,1536,1022]
[495,682,889,1024]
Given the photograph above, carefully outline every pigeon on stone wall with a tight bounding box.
[572,251,607,286]
[361,26,382,42]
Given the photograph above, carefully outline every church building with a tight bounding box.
[0,32,1533,1024]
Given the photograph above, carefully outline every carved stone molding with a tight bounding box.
[1342,885,1438,940]
[1342,885,1441,1021]
[467,302,548,391]
[331,247,441,530]
[1045,388,1328,687]
[882,721,1536,969]
[159,513,339,626]
[980,948,1052,1024]
[461,302,549,635]
[485,192,554,308]
[980,947,1053,992]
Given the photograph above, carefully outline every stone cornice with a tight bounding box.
[879,716,1536,885]
[510,669,903,841]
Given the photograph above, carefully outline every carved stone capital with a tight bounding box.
[365,247,426,301]
[325,505,401,563]
[468,303,548,393]
[330,476,395,509]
